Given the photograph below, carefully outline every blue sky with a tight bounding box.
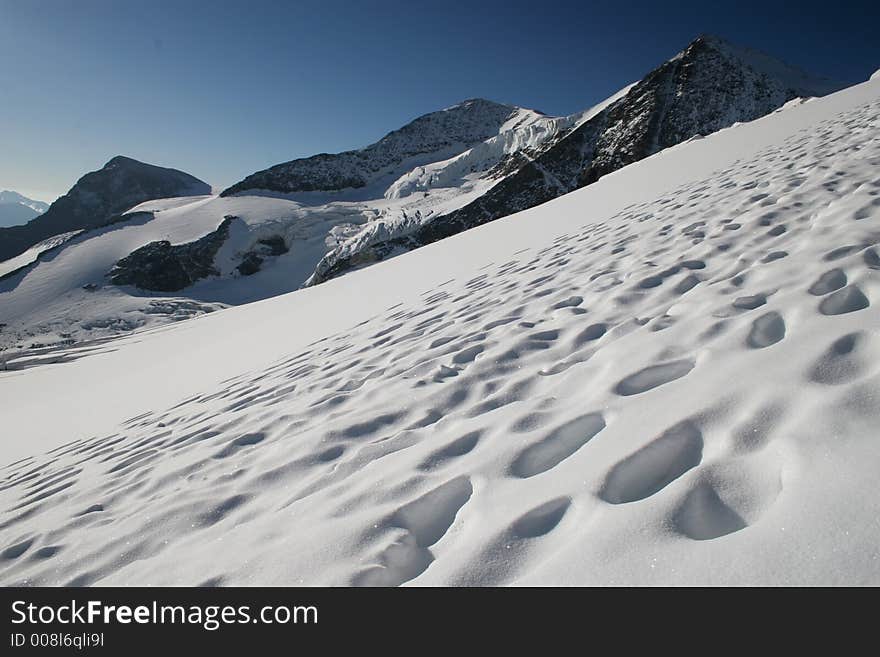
[1,0,878,202]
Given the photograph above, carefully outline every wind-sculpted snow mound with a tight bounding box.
[0,76,878,586]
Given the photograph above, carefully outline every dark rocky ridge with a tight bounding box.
[109,216,233,292]
[308,35,843,284]
[0,156,210,263]
[236,235,290,276]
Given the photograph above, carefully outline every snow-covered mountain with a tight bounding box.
[0,71,877,585]
[0,190,49,228]
[221,98,544,196]
[0,157,210,264]
[308,35,844,283]
[0,35,844,357]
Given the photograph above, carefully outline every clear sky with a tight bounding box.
[2,0,878,202]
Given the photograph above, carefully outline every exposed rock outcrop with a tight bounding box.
[109,216,232,292]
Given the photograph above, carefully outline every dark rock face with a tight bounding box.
[109,217,232,292]
[256,235,289,256]
[220,99,520,196]
[308,35,842,285]
[235,235,289,276]
[0,156,210,263]
[103,210,154,228]
[236,253,263,276]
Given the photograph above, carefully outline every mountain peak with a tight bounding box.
[0,189,48,209]
[103,155,152,170]
[689,33,730,48]
[678,34,843,97]
[222,97,523,197]
[443,97,512,111]
[0,158,210,262]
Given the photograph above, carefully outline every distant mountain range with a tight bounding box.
[0,190,49,228]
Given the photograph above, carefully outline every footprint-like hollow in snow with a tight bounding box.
[1,536,35,560]
[510,497,571,538]
[197,494,250,527]
[808,268,847,296]
[32,545,63,559]
[213,432,265,458]
[452,345,484,365]
[818,285,869,315]
[823,244,862,261]
[674,274,701,294]
[614,359,695,396]
[680,259,706,270]
[390,476,473,547]
[510,413,606,478]
[809,332,873,385]
[733,294,767,310]
[552,296,583,310]
[671,481,747,540]
[418,431,481,471]
[571,323,607,349]
[746,311,785,348]
[599,420,703,504]
[354,477,472,587]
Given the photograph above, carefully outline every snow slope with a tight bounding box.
[0,230,81,280]
[0,196,232,355]
[1,75,878,586]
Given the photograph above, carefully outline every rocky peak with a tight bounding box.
[0,157,210,262]
[221,98,523,197]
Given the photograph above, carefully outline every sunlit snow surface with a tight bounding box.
[1,78,879,585]
[0,231,81,280]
